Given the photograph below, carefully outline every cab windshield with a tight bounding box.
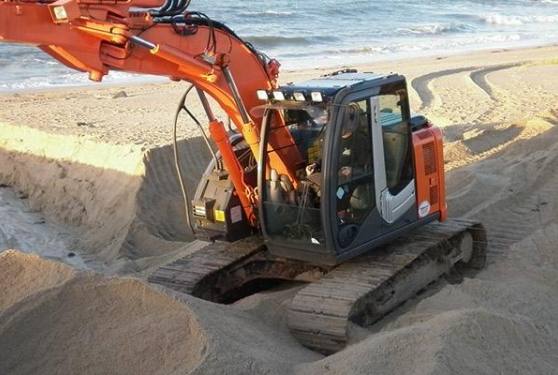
[285,105,328,167]
[260,103,329,247]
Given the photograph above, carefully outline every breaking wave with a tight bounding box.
[481,14,558,26]
[397,23,474,35]
[238,10,294,17]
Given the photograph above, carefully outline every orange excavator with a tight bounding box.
[0,0,487,353]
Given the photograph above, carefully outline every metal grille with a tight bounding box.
[430,185,439,205]
[423,143,436,175]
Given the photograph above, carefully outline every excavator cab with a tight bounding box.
[258,72,445,265]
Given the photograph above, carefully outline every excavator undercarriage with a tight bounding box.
[149,218,486,354]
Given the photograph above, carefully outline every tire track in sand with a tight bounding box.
[469,63,524,125]
[441,63,530,171]
[411,67,478,110]
[473,165,558,261]
[462,111,558,261]
[469,63,522,100]
[411,63,523,120]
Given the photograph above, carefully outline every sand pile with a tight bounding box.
[300,308,558,374]
[0,250,76,310]
[0,250,321,375]
[0,251,208,375]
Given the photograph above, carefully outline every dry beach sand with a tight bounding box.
[1,44,558,374]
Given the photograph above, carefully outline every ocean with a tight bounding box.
[0,0,557,90]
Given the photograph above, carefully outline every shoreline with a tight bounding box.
[280,39,558,71]
[0,43,556,150]
[1,41,557,95]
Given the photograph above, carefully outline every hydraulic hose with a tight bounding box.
[173,84,221,235]
[173,86,196,235]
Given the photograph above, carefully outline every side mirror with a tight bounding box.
[410,115,428,131]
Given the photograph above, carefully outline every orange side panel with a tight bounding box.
[412,124,447,222]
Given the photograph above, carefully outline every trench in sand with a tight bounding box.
[2,48,558,374]
[0,122,211,274]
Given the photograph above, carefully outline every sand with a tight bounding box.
[1,44,558,374]
[0,186,86,268]
[0,252,208,375]
[0,251,320,375]
[0,122,211,274]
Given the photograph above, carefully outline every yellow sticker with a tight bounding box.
[214,210,226,222]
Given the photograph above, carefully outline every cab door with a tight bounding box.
[371,95,416,224]
[327,82,419,256]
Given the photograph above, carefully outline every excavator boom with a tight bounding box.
[0,0,303,224]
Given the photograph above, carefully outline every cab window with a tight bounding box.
[335,100,376,247]
[261,105,329,247]
[378,89,413,195]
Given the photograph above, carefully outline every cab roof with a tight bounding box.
[281,70,403,98]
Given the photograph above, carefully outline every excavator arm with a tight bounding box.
[0,0,303,225]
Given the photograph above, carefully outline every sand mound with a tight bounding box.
[183,295,321,374]
[0,250,76,311]
[299,307,558,375]
[0,252,208,375]
[0,251,322,375]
